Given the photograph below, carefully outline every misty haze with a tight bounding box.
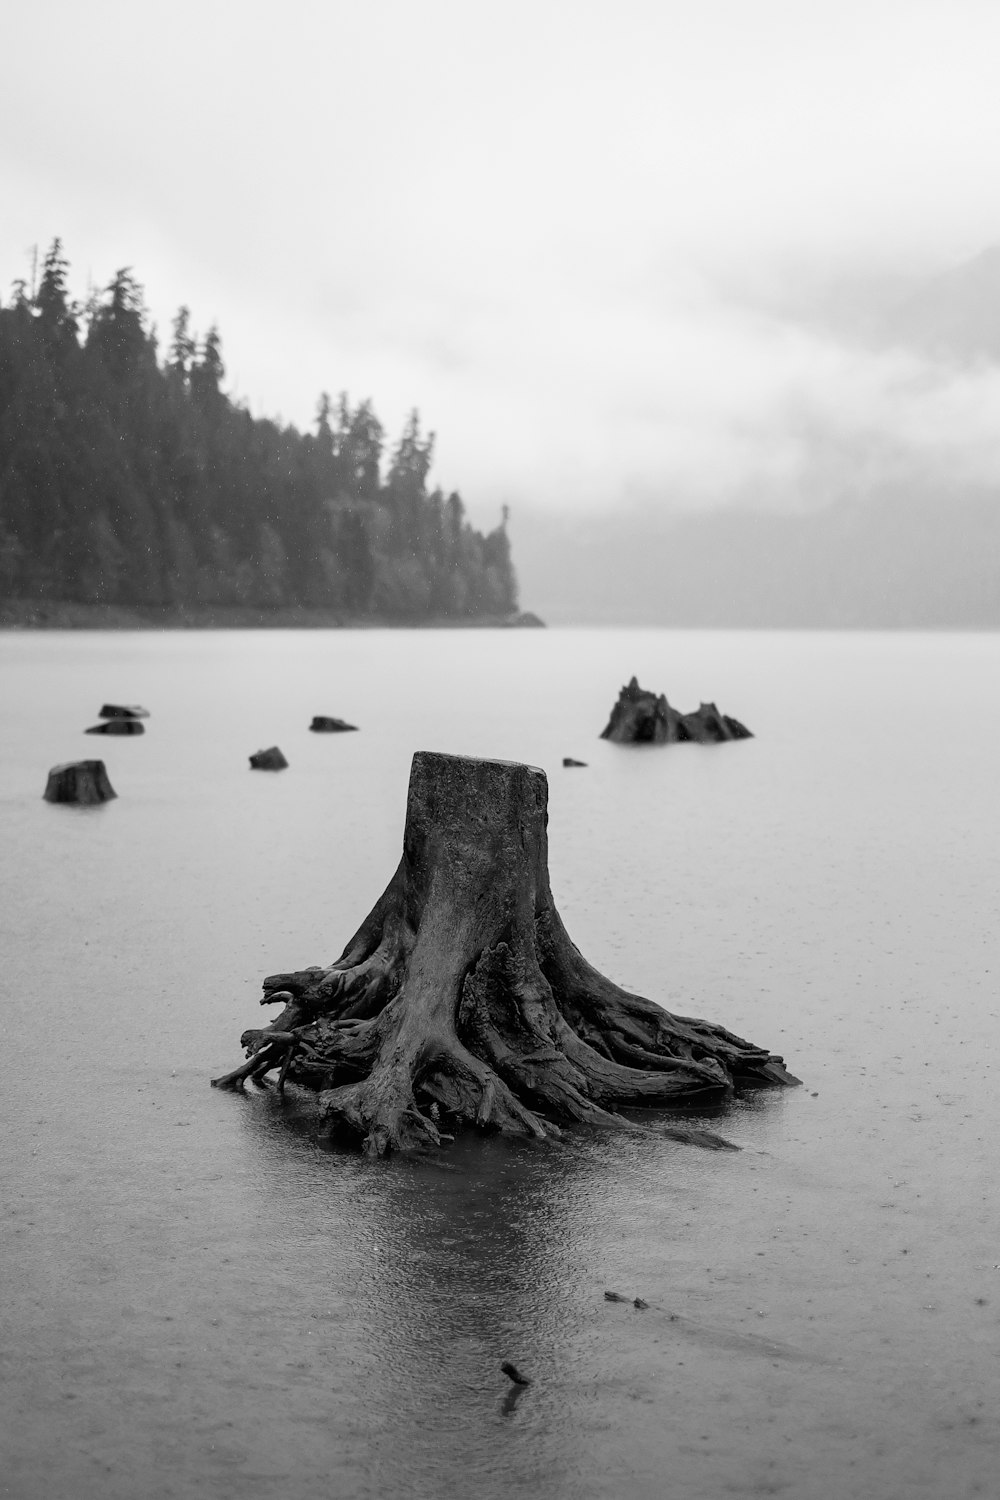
[3,3,1000,1499]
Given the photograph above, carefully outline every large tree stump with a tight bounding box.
[212,751,796,1153]
[601,678,752,743]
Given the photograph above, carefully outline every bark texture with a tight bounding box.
[601,677,752,744]
[212,751,796,1153]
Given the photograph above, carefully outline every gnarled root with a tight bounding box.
[212,752,799,1152]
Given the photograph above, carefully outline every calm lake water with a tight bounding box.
[2,627,998,1500]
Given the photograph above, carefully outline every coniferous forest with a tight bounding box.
[0,241,520,621]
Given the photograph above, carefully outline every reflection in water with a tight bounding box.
[6,628,1000,1500]
[236,1080,791,1499]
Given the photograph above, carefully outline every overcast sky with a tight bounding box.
[5,0,1000,527]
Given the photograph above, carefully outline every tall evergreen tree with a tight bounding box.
[0,245,520,620]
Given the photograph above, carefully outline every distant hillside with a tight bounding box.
[0,241,518,621]
[876,246,1000,365]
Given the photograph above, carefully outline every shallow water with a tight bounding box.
[2,627,998,1499]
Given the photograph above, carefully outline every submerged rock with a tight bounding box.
[600,677,752,744]
[99,704,150,719]
[562,757,588,768]
[250,746,288,770]
[85,719,145,736]
[44,760,117,805]
[309,716,358,732]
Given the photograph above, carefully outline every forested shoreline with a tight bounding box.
[0,242,520,622]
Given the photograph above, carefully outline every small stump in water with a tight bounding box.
[85,719,145,736]
[99,704,149,720]
[212,751,797,1154]
[249,746,288,770]
[601,678,752,744]
[310,716,357,733]
[44,760,117,804]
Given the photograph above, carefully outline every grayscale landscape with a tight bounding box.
[2,3,999,1498]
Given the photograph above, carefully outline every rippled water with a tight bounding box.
[2,627,998,1499]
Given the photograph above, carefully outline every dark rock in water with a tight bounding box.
[85,718,145,736]
[682,702,753,743]
[99,704,150,719]
[309,716,358,733]
[600,677,752,744]
[44,760,116,805]
[562,757,588,768]
[250,746,288,770]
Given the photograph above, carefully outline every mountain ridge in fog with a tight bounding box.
[516,247,1000,627]
[517,488,1000,627]
[767,241,1000,364]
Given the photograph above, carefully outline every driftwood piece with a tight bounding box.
[212,751,796,1155]
[44,760,117,804]
[249,746,288,770]
[85,719,145,736]
[601,677,752,744]
[310,716,358,733]
[562,757,588,768]
[99,704,150,719]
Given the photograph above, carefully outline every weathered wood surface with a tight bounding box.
[213,751,796,1154]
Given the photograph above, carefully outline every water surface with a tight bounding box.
[2,628,998,1499]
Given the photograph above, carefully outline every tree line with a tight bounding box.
[0,241,519,618]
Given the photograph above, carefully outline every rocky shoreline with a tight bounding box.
[0,598,545,631]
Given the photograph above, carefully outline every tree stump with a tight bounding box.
[85,719,145,736]
[212,751,797,1154]
[601,678,752,743]
[99,704,150,719]
[44,760,117,804]
[310,716,358,732]
[249,746,288,770]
